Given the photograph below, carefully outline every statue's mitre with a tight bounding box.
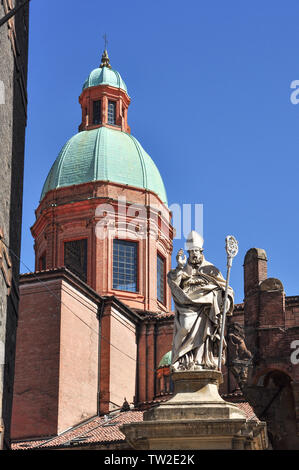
[185,231,204,251]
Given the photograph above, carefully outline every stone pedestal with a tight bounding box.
[121,370,268,450]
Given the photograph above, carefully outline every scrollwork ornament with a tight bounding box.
[225,235,238,259]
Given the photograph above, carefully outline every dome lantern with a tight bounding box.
[79,48,130,134]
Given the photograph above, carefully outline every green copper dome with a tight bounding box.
[41,127,167,204]
[82,67,128,94]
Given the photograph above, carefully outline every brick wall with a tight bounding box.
[241,248,299,448]
[137,316,173,404]
[58,280,99,432]
[11,279,61,439]
[109,307,137,408]
[11,270,100,439]
[99,300,139,414]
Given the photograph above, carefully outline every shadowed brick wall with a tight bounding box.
[241,248,299,449]
[0,0,29,448]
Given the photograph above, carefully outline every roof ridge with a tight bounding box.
[93,127,102,181]
[127,133,148,189]
[56,137,74,189]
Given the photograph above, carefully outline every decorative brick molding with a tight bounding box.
[0,229,12,295]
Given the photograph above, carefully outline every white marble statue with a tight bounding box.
[167,231,234,371]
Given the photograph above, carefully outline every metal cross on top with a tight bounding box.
[103,33,108,50]
[100,34,111,68]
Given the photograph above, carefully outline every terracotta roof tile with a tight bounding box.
[12,411,143,450]
[11,402,258,450]
[235,402,258,421]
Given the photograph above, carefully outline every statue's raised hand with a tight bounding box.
[176,248,187,269]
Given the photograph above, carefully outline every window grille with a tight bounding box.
[113,240,137,292]
[157,254,165,304]
[108,100,116,125]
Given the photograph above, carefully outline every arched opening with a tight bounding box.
[256,370,299,450]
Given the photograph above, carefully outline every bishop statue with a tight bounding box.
[167,231,234,371]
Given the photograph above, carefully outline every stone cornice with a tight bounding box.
[19,267,102,305]
[102,295,143,325]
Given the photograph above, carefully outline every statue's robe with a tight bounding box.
[167,258,234,370]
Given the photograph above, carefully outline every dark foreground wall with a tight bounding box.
[0,0,29,448]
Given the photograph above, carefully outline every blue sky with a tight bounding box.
[21,0,299,303]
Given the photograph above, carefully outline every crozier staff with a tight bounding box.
[217,235,239,371]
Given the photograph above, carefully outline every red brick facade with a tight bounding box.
[241,248,299,448]
[32,182,173,313]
